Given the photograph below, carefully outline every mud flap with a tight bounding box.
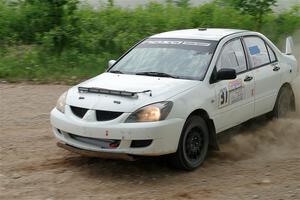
[208,119,220,151]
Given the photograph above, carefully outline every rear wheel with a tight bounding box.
[270,85,294,118]
[169,116,209,171]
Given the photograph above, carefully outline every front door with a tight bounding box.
[213,38,255,132]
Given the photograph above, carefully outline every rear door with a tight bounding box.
[213,38,255,132]
[243,36,281,116]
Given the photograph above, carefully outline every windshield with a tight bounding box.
[109,38,218,80]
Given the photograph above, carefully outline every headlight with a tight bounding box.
[125,102,173,123]
[56,91,68,113]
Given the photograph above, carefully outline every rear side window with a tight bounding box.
[244,37,270,68]
[216,38,247,74]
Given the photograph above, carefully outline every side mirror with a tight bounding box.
[217,68,237,81]
[108,60,116,68]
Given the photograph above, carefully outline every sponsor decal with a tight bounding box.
[249,45,260,55]
[218,79,244,108]
[142,40,211,46]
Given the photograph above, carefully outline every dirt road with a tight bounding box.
[1,83,300,200]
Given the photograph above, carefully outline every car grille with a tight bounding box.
[70,106,123,121]
[96,110,123,121]
[69,133,120,149]
[70,106,88,118]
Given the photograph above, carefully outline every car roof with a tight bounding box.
[150,28,248,41]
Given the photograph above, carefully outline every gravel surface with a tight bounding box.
[1,83,300,200]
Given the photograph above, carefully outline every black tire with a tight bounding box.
[169,116,209,171]
[269,85,294,118]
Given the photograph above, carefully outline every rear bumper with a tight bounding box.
[51,108,185,156]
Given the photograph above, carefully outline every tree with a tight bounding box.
[24,0,80,54]
[225,0,277,30]
[108,0,114,7]
[174,0,190,8]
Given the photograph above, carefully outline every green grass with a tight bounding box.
[0,47,111,84]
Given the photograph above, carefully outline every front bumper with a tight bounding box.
[50,107,184,156]
[57,142,136,161]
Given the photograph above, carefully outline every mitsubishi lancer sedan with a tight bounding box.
[51,28,298,170]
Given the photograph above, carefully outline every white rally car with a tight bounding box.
[51,28,298,170]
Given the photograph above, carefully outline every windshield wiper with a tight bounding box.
[109,70,124,74]
[135,72,179,79]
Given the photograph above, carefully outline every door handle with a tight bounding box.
[244,76,253,82]
[273,66,281,71]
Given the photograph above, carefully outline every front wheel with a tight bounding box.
[169,116,209,171]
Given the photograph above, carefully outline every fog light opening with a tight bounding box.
[130,140,153,148]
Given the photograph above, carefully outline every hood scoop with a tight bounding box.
[78,87,152,98]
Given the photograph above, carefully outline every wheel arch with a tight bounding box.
[187,109,219,151]
[279,82,296,111]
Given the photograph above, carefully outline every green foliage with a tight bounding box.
[165,0,191,7]
[223,0,277,30]
[229,0,277,15]
[260,5,300,47]
[0,1,299,83]
[0,46,106,83]
[108,0,114,7]
[174,0,191,7]
[0,1,17,46]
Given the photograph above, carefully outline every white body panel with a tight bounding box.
[253,63,281,116]
[67,73,199,112]
[50,29,298,156]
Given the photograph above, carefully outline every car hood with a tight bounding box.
[66,72,199,112]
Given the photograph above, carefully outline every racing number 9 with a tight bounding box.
[219,88,228,107]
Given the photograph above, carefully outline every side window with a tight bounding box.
[266,44,277,62]
[244,37,270,68]
[216,38,247,74]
